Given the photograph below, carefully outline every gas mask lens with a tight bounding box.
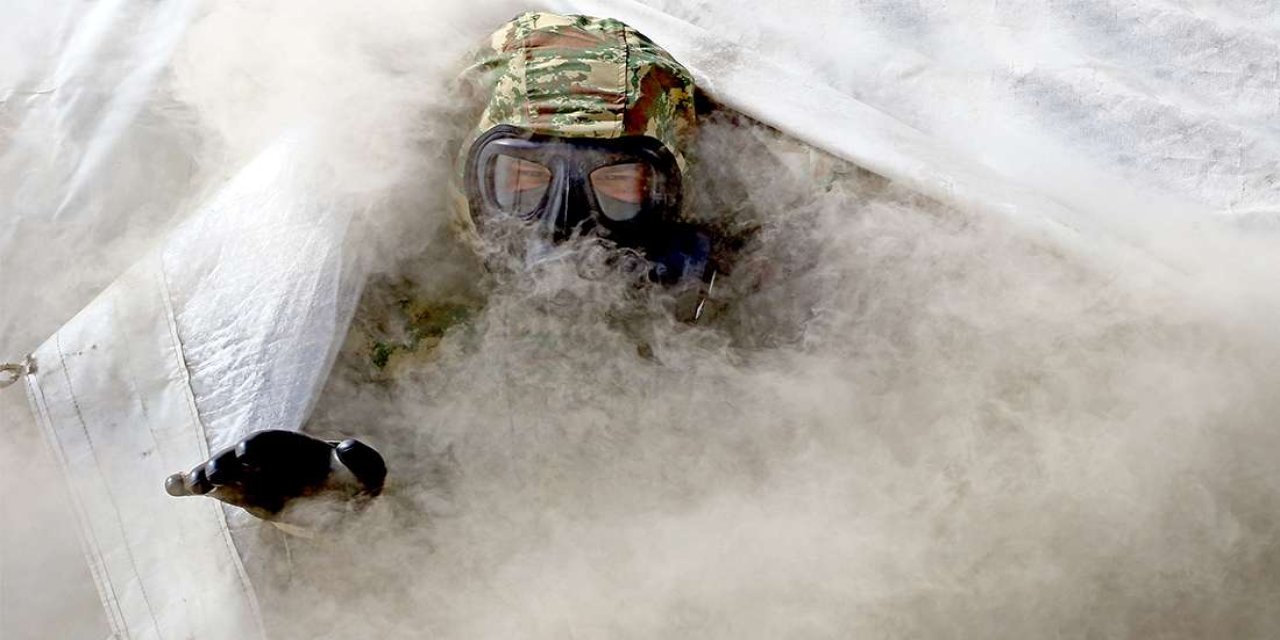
[590,163,650,221]
[493,155,551,216]
[492,156,652,222]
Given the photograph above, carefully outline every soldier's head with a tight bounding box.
[453,12,705,284]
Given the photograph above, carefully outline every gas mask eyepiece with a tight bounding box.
[465,125,682,246]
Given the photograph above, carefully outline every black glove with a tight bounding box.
[164,430,387,522]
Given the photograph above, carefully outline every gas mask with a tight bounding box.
[464,124,708,284]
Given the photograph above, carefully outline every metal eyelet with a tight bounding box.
[0,356,33,390]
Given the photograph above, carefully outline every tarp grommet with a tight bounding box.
[0,357,32,389]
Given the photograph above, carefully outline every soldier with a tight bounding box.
[164,12,721,527]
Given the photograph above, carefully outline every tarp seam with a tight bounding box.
[56,332,165,637]
[23,372,128,638]
[157,252,269,639]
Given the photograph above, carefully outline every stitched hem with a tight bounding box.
[24,359,130,638]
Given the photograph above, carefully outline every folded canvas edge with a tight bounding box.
[156,253,269,635]
[24,367,129,638]
[20,253,268,640]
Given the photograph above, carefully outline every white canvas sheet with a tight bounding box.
[3,0,1279,638]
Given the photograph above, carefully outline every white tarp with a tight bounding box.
[24,256,266,640]
[4,1,1280,638]
[19,133,359,639]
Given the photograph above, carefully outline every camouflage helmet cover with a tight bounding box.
[451,12,697,238]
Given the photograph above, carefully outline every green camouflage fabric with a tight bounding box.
[357,13,698,376]
[450,11,698,240]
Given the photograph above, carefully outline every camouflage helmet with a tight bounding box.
[450,12,697,242]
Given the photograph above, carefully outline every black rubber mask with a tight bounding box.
[465,124,682,247]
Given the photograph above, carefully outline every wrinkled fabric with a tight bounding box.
[24,256,268,640]
[461,12,695,167]
[3,1,1280,638]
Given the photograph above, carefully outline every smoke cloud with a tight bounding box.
[4,1,1280,638]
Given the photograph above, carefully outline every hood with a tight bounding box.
[450,11,697,240]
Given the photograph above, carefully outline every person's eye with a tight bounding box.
[492,155,550,214]
[495,156,551,192]
[591,163,650,204]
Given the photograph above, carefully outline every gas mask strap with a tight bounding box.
[693,269,717,323]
